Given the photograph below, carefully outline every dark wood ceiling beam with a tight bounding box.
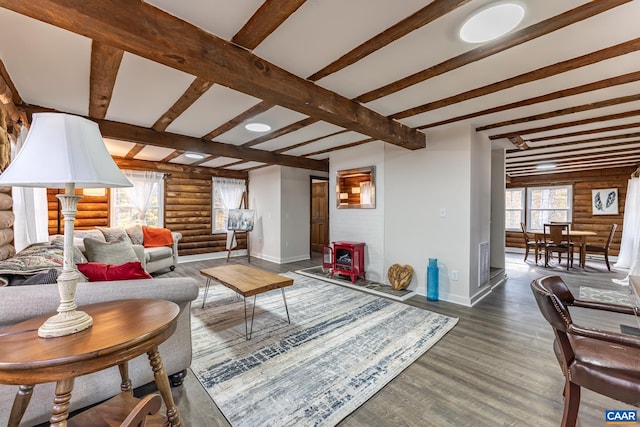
[89,41,124,120]
[308,0,470,82]
[275,129,348,154]
[124,143,146,159]
[489,110,640,140]
[527,122,640,143]
[152,77,215,132]
[506,132,640,154]
[507,143,640,165]
[508,154,640,172]
[508,162,639,176]
[241,117,318,148]
[202,101,272,141]
[394,38,640,120]
[232,0,306,50]
[160,150,184,163]
[508,136,529,150]
[477,94,640,132]
[114,157,247,179]
[356,0,631,104]
[98,120,328,171]
[303,138,376,157]
[1,0,424,150]
[419,71,640,129]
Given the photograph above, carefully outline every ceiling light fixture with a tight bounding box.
[460,2,525,43]
[185,152,205,160]
[245,122,271,132]
[536,163,556,170]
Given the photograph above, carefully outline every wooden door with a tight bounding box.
[311,180,329,253]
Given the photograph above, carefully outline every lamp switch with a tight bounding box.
[439,208,446,217]
[451,270,458,281]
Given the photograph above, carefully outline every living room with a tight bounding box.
[0,1,639,426]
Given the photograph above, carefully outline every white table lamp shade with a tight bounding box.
[0,113,131,188]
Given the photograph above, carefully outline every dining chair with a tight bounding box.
[585,223,617,271]
[520,222,542,263]
[120,393,162,427]
[530,275,639,427]
[543,223,574,270]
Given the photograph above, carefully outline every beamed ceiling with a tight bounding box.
[0,0,639,177]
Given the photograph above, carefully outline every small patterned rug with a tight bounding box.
[578,286,632,306]
[190,272,457,427]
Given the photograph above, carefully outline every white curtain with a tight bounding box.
[360,181,371,205]
[12,125,49,251]
[123,170,164,225]
[612,175,640,285]
[213,177,245,249]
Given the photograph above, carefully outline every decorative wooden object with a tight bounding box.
[388,264,414,290]
[0,299,182,426]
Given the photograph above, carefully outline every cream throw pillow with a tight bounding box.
[83,236,139,264]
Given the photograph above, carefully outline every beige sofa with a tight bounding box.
[72,228,182,274]
[0,276,199,426]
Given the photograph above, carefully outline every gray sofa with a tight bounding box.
[0,276,199,426]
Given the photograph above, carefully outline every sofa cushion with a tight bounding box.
[77,261,152,282]
[98,227,132,243]
[83,236,139,264]
[142,226,174,248]
[126,225,144,245]
[145,245,173,262]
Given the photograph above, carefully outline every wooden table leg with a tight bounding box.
[8,384,34,427]
[118,362,133,394]
[49,377,74,426]
[147,346,181,427]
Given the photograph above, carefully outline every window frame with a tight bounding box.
[525,184,573,231]
[211,178,247,234]
[505,187,525,232]
[109,170,164,228]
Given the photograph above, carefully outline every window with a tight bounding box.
[505,187,524,231]
[526,185,572,230]
[110,170,164,228]
[212,178,246,233]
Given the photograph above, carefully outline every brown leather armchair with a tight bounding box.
[530,275,640,427]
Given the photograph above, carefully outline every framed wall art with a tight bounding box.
[592,188,618,215]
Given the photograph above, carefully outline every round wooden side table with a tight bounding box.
[0,299,182,427]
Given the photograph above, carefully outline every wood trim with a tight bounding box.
[419,71,640,129]
[2,0,424,150]
[124,143,146,159]
[89,41,124,120]
[489,110,640,140]
[308,0,470,81]
[478,94,640,132]
[241,117,318,148]
[152,77,215,132]
[202,101,272,140]
[394,38,640,120]
[356,0,631,104]
[231,0,306,50]
[160,150,184,163]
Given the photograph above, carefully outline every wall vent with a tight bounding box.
[479,241,490,288]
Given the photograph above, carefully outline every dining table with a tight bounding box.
[530,229,597,268]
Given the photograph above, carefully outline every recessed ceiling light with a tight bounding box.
[536,163,556,170]
[245,122,271,132]
[460,2,525,43]
[185,152,205,160]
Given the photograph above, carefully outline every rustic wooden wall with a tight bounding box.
[0,108,14,260]
[47,157,249,257]
[506,165,633,255]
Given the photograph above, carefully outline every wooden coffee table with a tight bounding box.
[200,265,294,339]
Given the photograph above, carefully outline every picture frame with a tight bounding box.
[592,188,618,215]
[227,209,255,231]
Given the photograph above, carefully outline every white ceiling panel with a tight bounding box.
[103,138,136,157]
[225,161,266,170]
[283,131,369,156]
[251,121,344,152]
[216,106,308,145]
[105,53,194,128]
[200,157,242,168]
[135,145,175,161]
[166,84,261,137]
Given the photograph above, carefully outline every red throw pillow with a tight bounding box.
[77,261,152,282]
[142,226,174,248]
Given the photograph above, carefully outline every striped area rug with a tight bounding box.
[190,272,458,427]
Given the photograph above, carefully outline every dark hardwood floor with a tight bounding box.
[146,251,636,426]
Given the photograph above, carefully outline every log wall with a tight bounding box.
[47,157,249,257]
[0,108,14,260]
[506,166,633,256]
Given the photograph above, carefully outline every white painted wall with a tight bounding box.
[249,165,327,264]
[329,142,385,282]
[249,166,282,263]
[491,149,506,269]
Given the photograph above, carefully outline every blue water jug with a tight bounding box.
[427,258,439,301]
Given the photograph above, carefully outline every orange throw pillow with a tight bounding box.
[142,226,174,248]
